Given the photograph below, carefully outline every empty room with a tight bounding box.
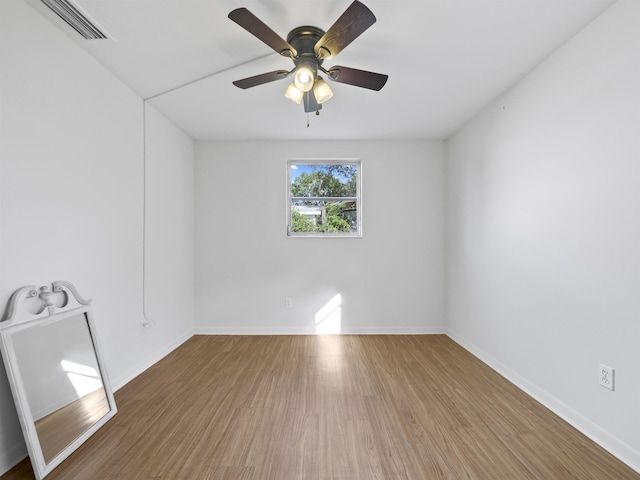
[0,0,638,478]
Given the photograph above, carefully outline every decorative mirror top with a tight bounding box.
[3,280,91,326]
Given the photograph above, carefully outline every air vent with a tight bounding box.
[40,0,109,40]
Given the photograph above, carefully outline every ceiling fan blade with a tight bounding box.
[232,70,290,89]
[314,1,376,58]
[327,66,388,91]
[228,8,297,57]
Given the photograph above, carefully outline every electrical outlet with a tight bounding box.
[285,298,293,309]
[599,364,614,391]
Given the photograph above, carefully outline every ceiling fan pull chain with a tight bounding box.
[307,112,310,128]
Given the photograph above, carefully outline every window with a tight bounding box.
[287,159,362,237]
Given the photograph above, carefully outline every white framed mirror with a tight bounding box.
[0,281,117,480]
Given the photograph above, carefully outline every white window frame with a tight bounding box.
[286,158,362,238]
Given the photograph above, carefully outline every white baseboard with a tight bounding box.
[111,329,193,391]
[0,439,27,478]
[195,326,447,335]
[447,330,640,475]
[344,326,447,334]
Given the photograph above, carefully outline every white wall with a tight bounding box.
[0,0,195,474]
[195,140,446,334]
[143,103,196,354]
[446,0,640,471]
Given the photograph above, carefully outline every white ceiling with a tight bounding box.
[28,0,615,141]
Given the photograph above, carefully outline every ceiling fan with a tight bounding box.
[228,1,388,114]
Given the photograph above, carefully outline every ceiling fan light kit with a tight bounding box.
[284,82,304,104]
[314,77,334,104]
[293,59,316,93]
[228,1,388,116]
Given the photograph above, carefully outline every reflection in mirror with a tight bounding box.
[12,313,110,463]
[0,282,117,480]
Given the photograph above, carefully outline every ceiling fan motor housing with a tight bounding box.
[286,26,326,67]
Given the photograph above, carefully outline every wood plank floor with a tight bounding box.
[2,335,638,479]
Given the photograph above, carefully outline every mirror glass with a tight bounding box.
[11,312,111,464]
[0,284,117,480]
